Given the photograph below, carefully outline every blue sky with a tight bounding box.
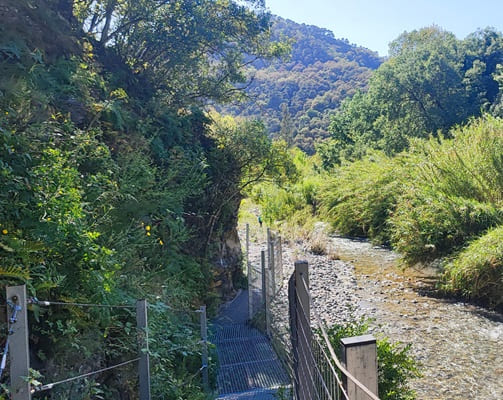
[265,0,503,56]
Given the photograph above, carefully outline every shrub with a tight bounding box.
[325,319,420,400]
[441,225,503,308]
[389,192,503,264]
[320,152,410,244]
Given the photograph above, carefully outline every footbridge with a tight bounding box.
[212,226,380,400]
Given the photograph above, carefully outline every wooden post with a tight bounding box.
[136,300,151,400]
[294,261,313,400]
[7,285,31,400]
[199,306,209,390]
[263,250,271,337]
[246,223,253,321]
[341,335,378,400]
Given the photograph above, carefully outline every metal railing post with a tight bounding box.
[246,223,253,321]
[7,285,31,400]
[262,250,271,337]
[278,235,283,284]
[136,300,151,400]
[294,260,314,400]
[199,305,209,390]
[270,239,276,295]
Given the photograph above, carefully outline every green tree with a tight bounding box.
[72,0,283,105]
[203,113,295,246]
[279,103,296,146]
[326,26,503,161]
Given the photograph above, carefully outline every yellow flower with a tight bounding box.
[159,239,164,245]
[146,232,151,236]
[5,111,8,115]
[2,229,8,235]
[47,217,51,221]
[145,225,151,231]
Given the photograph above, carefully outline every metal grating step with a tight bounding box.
[216,387,291,400]
[211,324,263,343]
[216,336,277,366]
[213,290,292,399]
[217,359,290,394]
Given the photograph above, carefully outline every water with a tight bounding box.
[330,236,503,400]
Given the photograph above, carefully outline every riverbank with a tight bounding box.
[241,222,503,400]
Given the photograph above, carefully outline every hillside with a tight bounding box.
[220,17,382,153]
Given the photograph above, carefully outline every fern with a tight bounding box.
[0,265,30,281]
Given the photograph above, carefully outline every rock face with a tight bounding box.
[213,225,245,300]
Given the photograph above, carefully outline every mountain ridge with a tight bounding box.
[220,16,383,153]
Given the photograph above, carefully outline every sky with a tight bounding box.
[265,0,503,56]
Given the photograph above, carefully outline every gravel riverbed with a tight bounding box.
[241,225,503,400]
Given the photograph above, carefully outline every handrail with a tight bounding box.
[297,275,381,400]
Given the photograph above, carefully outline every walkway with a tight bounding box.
[212,289,291,399]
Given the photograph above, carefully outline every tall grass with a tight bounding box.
[390,116,503,262]
[441,225,503,308]
[320,152,411,244]
[321,115,503,258]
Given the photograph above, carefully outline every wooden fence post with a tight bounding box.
[199,305,209,390]
[294,261,314,400]
[7,285,31,400]
[341,335,378,400]
[136,300,151,400]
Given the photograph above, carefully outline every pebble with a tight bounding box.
[240,226,503,400]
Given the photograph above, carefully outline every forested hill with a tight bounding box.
[220,17,382,152]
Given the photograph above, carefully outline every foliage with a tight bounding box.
[389,116,503,262]
[320,152,410,244]
[324,319,420,400]
[73,0,284,106]
[324,26,503,163]
[441,225,503,308]
[0,0,289,398]
[317,116,503,307]
[249,149,325,237]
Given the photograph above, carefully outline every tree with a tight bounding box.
[462,28,503,109]
[203,113,295,246]
[326,26,503,162]
[72,0,283,105]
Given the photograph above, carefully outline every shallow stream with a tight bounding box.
[330,236,503,400]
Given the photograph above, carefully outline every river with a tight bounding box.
[329,236,503,400]
[243,223,503,399]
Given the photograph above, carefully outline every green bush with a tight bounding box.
[441,225,503,308]
[390,192,503,264]
[320,152,410,244]
[324,318,420,400]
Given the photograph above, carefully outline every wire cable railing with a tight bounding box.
[32,358,141,393]
[296,273,380,400]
